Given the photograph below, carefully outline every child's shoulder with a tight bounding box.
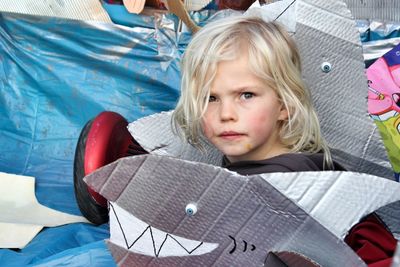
[258,152,327,173]
[268,153,346,172]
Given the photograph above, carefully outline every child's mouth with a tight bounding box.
[219,131,245,140]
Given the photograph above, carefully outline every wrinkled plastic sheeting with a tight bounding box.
[357,20,400,67]
[0,11,183,197]
[0,11,190,265]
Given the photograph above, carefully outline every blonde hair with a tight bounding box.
[172,16,332,166]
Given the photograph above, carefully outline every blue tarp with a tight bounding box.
[0,9,193,266]
[1,4,398,266]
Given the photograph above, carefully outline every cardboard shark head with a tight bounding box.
[84,154,367,266]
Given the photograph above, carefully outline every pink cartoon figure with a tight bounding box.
[367,43,400,181]
[367,44,400,117]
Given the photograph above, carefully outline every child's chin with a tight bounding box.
[223,152,250,162]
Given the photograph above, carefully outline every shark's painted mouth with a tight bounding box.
[109,202,219,257]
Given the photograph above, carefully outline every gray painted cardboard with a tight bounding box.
[85,155,366,266]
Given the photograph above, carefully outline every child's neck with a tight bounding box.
[227,146,290,163]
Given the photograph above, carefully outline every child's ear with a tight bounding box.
[278,106,289,121]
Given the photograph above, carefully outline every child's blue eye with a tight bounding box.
[241,92,254,99]
[209,95,217,102]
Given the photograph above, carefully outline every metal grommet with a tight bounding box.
[185,203,197,216]
[321,62,332,73]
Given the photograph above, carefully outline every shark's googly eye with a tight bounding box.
[185,203,197,216]
[321,62,332,73]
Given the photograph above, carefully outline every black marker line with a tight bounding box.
[149,225,158,256]
[274,0,297,21]
[168,234,204,254]
[110,203,130,249]
[155,233,170,257]
[111,206,205,257]
[127,225,151,250]
[228,235,236,254]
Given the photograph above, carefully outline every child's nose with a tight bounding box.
[219,101,237,121]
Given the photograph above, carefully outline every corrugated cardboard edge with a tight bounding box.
[0,0,111,22]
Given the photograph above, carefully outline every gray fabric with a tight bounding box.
[85,155,365,267]
[375,200,400,240]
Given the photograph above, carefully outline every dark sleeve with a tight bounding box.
[345,214,397,267]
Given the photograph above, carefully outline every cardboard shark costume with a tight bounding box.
[82,0,400,266]
[86,155,380,267]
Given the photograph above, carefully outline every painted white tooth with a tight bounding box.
[109,202,218,257]
[159,232,218,257]
[109,202,150,251]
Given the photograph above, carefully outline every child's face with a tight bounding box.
[202,54,288,163]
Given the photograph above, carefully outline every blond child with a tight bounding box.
[172,16,341,174]
[171,16,398,266]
